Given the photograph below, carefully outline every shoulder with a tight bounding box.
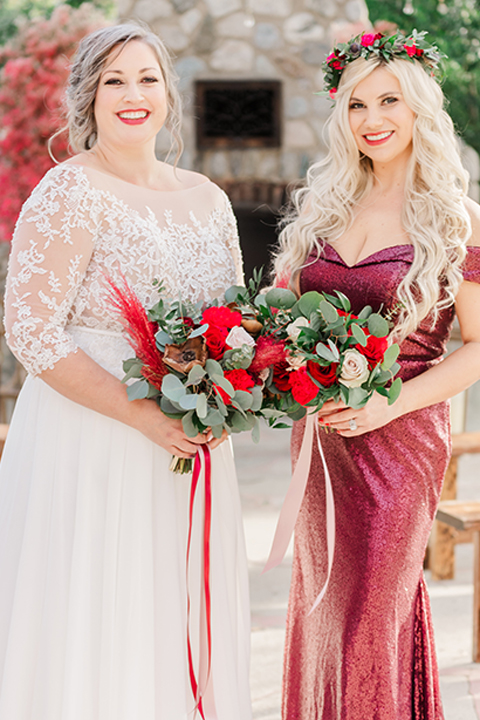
[464,196,480,247]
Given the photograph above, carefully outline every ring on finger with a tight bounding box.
[348,417,358,431]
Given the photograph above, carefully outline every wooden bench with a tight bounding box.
[429,432,480,581]
[436,500,480,662]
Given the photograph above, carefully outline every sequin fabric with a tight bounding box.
[282,245,480,720]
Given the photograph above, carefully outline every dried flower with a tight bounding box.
[163,337,207,374]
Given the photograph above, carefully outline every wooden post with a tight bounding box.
[474,531,480,662]
[430,457,458,580]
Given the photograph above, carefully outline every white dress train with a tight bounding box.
[0,164,252,720]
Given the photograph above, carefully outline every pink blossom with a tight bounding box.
[361,33,376,47]
[329,88,337,100]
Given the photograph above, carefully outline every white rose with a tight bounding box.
[286,317,309,341]
[286,348,306,370]
[339,349,369,388]
[225,325,256,349]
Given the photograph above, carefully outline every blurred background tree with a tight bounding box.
[0,0,114,46]
[365,0,480,156]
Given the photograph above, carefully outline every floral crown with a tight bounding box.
[323,29,445,100]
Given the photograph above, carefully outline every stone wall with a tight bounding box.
[118,0,370,182]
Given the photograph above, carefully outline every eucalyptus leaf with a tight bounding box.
[334,290,351,312]
[250,385,263,412]
[189,323,209,339]
[186,364,206,386]
[179,393,199,411]
[288,405,307,421]
[358,305,373,320]
[327,339,340,361]
[196,393,208,419]
[122,358,144,383]
[295,291,323,318]
[388,378,403,405]
[265,287,297,309]
[160,396,184,417]
[319,300,338,325]
[231,411,254,432]
[212,375,235,397]
[126,379,150,401]
[350,323,367,347]
[261,408,286,419]
[211,424,224,439]
[254,293,269,310]
[182,410,198,438]
[251,418,261,444]
[381,344,400,371]
[214,394,228,417]
[162,374,186,402]
[204,408,225,427]
[205,358,224,377]
[231,400,248,418]
[224,285,248,303]
[233,390,253,411]
[347,386,370,409]
[155,329,172,349]
[315,342,337,363]
[271,421,292,430]
[367,313,389,338]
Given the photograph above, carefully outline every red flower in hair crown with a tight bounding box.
[322,29,446,100]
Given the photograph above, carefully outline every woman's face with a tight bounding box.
[94,40,168,148]
[348,66,415,168]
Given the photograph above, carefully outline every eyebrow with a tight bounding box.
[350,91,403,102]
[102,67,160,75]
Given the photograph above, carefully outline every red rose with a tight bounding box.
[329,88,337,100]
[358,334,388,369]
[307,360,338,388]
[416,48,424,57]
[214,369,255,405]
[290,367,319,406]
[204,325,228,360]
[361,33,376,47]
[202,306,242,329]
[272,362,292,392]
[404,42,416,58]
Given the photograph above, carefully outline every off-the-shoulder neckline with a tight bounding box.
[58,162,214,194]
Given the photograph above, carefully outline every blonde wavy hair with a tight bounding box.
[51,23,183,162]
[274,56,472,340]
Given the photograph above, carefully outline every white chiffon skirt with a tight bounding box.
[0,330,251,720]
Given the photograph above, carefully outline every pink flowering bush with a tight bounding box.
[0,4,105,242]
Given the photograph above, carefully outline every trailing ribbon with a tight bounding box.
[263,412,336,614]
[186,445,213,719]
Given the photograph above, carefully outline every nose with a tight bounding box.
[123,80,144,103]
[363,106,384,130]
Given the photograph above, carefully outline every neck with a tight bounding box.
[371,150,412,194]
[90,138,160,187]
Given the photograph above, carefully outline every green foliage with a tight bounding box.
[365,0,480,156]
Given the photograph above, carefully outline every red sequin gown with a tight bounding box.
[282,244,480,720]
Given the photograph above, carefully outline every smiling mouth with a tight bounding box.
[363,131,394,144]
[117,110,150,121]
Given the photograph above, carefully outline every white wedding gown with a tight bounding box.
[0,164,252,720]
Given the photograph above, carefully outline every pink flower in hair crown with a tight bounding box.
[361,33,376,46]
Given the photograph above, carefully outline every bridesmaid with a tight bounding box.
[274,30,480,719]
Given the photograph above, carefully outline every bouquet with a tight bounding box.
[107,272,402,473]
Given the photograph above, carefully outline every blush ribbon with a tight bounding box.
[263,412,336,614]
[186,445,214,719]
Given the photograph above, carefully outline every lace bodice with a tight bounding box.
[4,164,243,376]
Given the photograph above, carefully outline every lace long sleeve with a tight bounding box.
[4,166,101,376]
[221,191,244,286]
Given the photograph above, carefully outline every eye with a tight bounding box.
[104,78,122,85]
[349,101,365,110]
[141,76,159,83]
[382,96,399,105]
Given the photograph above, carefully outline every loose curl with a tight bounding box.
[51,23,183,163]
[274,56,471,340]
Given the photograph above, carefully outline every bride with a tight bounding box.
[0,24,251,720]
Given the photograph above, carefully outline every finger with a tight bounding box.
[208,429,228,450]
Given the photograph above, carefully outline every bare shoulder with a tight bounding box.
[172,166,211,189]
[464,196,480,247]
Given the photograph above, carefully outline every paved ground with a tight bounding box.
[232,379,480,719]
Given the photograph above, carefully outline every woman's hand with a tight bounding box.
[317,392,401,437]
[130,398,209,458]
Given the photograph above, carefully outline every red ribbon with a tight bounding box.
[186,445,212,719]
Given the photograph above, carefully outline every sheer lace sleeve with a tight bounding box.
[4,165,101,376]
[221,191,244,286]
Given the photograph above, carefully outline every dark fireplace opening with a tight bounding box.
[195,80,281,149]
